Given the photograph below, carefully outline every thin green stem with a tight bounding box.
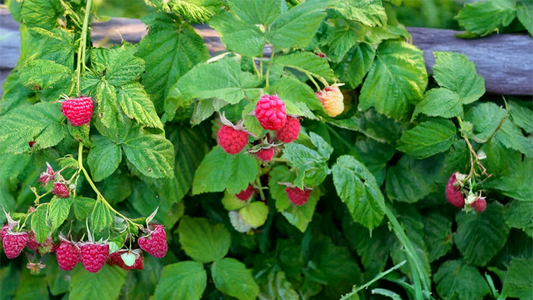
[271,157,288,163]
[265,47,276,89]
[260,60,264,80]
[255,177,265,200]
[252,58,261,79]
[306,72,321,91]
[75,0,92,95]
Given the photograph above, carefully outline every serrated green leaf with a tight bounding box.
[154,261,206,300]
[354,137,395,186]
[281,142,328,188]
[333,42,376,89]
[170,56,261,106]
[434,260,490,300]
[96,82,123,130]
[209,11,266,57]
[359,40,427,120]
[73,197,95,220]
[31,205,50,243]
[14,268,49,300]
[267,0,329,49]
[136,21,209,113]
[414,88,462,119]
[494,118,533,157]
[455,204,510,266]
[274,52,335,82]
[240,202,269,228]
[45,256,70,296]
[332,155,384,229]
[269,76,325,115]
[192,146,258,195]
[228,0,282,26]
[21,0,62,30]
[178,216,231,263]
[98,173,131,205]
[455,0,516,37]
[49,196,73,232]
[69,124,92,147]
[118,83,163,129]
[485,157,533,202]
[69,264,127,300]
[517,4,533,35]
[90,200,114,234]
[464,102,508,143]
[130,181,183,228]
[505,200,533,237]
[0,153,32,181]
[0,69,35,116]
[323,20,361,62]
[87,136,122,182]
[211,258,259,300]
[122,134,175,179]
[502,257,533,298]
[397,119,456,158]
[509,100,533,134]
[19,59,72,91]
[330,0,387,27]
[91,43,145,86]
[29,28,75,68]
[423,211,453,262]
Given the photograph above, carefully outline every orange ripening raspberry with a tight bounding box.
[316,86,344,117]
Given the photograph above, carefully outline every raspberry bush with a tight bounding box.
[1,0,532,299]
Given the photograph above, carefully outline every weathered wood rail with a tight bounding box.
[1,8,532,96]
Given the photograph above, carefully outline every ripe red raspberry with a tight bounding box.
[56,241,81,271]
[1,225,10,240]
[62,96,93,126]
[276,116,300,143]
[445,172,464,208]
[255,95,287,130]
[316,86,344,117]
[52,183,70,198]
[29,141,35,147]
[79,242,109,273]
[2,231,28,259]
[107,250,144,270]
[218,126,249,154]
[256,148,275,161]
[138,224,167,258]
[235,185,254,201]
[472,198,487,213]
[27,231,39,251]
[285,187,311,206]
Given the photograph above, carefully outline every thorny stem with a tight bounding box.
[265,47,276,88]
[75,0,92,95]
[456,117,491,182]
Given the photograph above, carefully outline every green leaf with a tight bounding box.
[333,43,376,89]
[359,40,427,120]
[332,155,384,229]
[29,28,75,68]
[269,76,325,115]
[211,258,259,300]
[209,12,266,57]
[178,216,231,263]
[434,260,490,300]
[494,118,533,157]
[455,204,510,266]
[228,0,281,26]
[95,82,123,130]
[171,56,261,106]
[485,157,533,202]
[136,20,209,113]
[414,88,462,119]
[154,261,207,300]
[31,205,50,243]
[517,4,533,35]
[118,83,163,129]
[90,200,114,234]
[192,146,258,195]
[432,52,485,104]
[45,256,70,295]
[19,59,72,91]
[281,141,328,188]
[502,257,533,298]
[88,136,122,182]
[21,0,62,30]
[239,202,269,228]
[267,0,329,49]
[464,102,508,143]
[91,43,145,86]
[0,153,32,181]
[69,264,127,300]
[386,155,442,203]
[73,197,95,220]
[122,134,175,179]
[354,137,395,186]
[397,119,456,158]
[504,200,533,237]
[14,268,49,300]
[455,0,516,37]
[274,52,336,82]
[423,211,453,262]
[508,100,533,134]
[222,191,248,211]
[49,197,73,232]
[330,0,387,27]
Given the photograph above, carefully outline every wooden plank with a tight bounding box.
[1,8,532,96]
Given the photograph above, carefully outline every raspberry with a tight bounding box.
[218,126,249,154]
[256,148,275,162]
[79,242,109,273]
[2,231,28,259]
[285,187,311,206]
[316,86,344,117]
[27,231,39,251]
[1,225,9,240]
[56,241,81,271]
[61,96,93,126]
[52,183,70,198]
[472,198,487,213]
[38,162,55,186]
[107,250,144,270]
[255,95,287,130]
[235,185,254,201]
[138,224,167,258]
[276,116,300,143]
[445,172,465,208]
[29,141,35,147]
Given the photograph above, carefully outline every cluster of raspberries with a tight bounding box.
[1,224,168,273]
[445,172,486,213]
